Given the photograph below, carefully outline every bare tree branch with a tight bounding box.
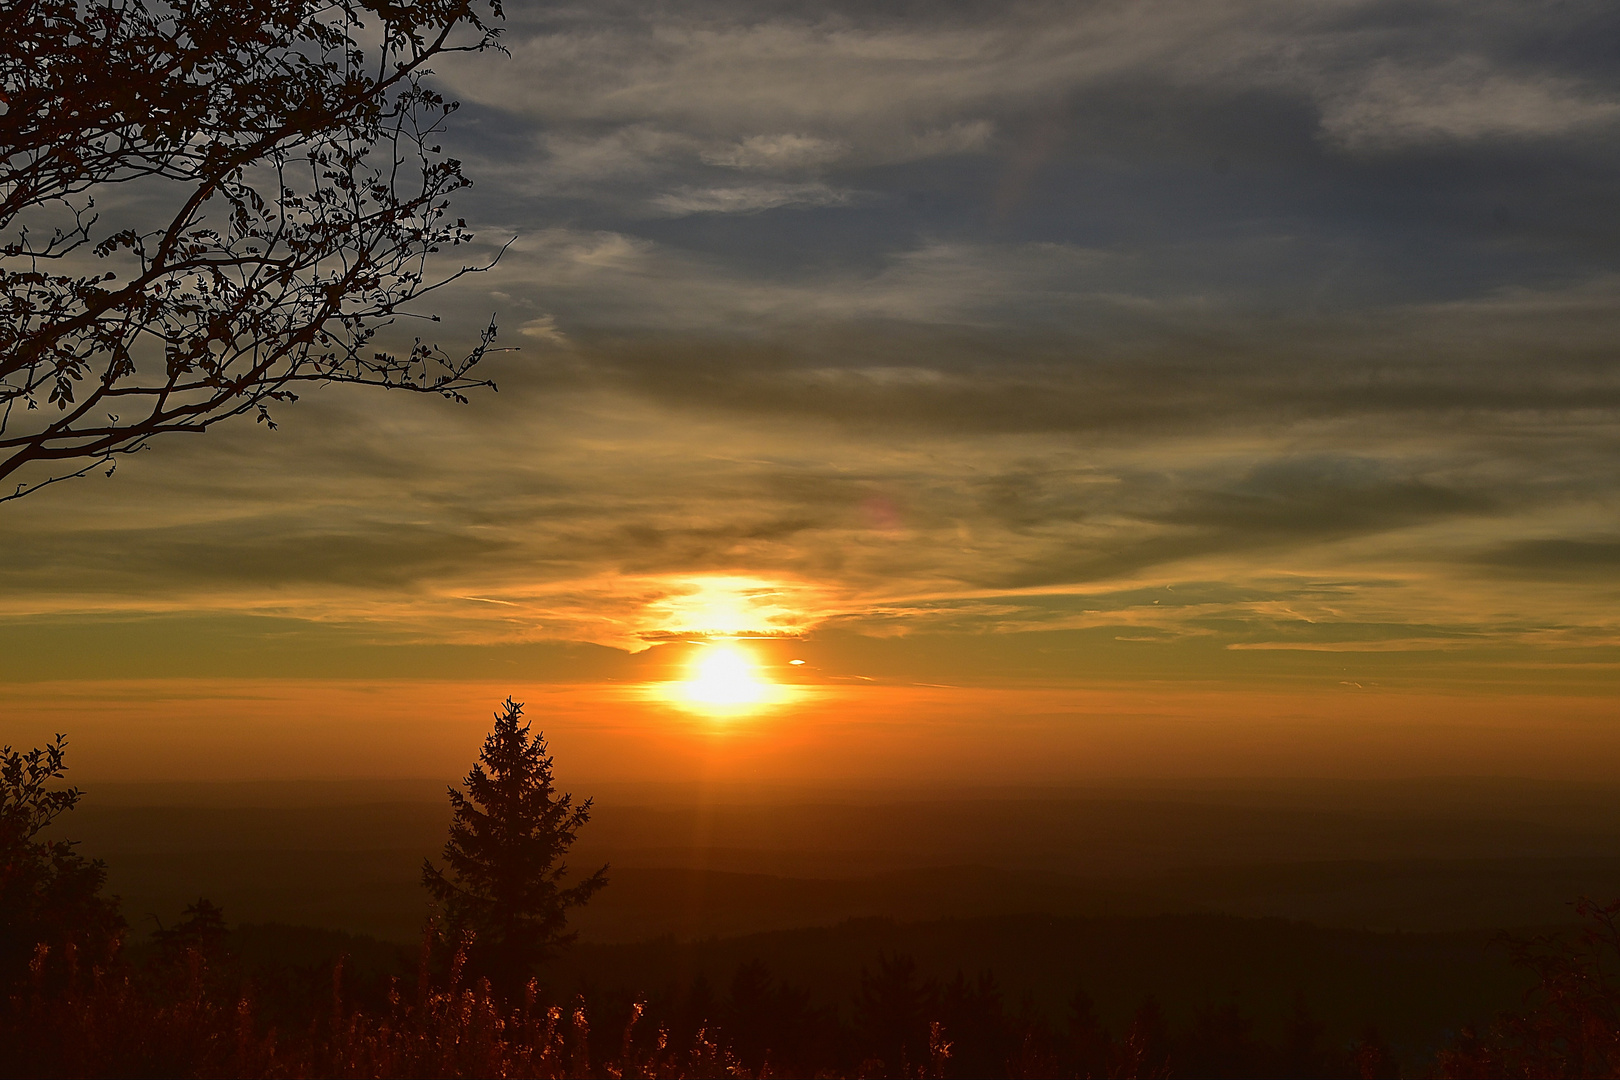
[0,0,510,499]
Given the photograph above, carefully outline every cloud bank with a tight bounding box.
[5,0,1620,688]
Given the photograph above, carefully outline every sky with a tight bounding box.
[5,0,1620,783]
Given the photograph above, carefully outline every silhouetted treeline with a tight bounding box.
[7,733,1620,1077]
[3,918,1399,1078]
[10,917,1615,1077]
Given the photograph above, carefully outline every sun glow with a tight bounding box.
[681,643,772,712]
[638,576,823,644]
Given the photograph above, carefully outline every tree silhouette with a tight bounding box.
[422,698,607,998]
[152,897,229,962]
[0,0,508,501]
[0,734,123,989]
[1438,896,1620,1078]
[854,951,938,1077]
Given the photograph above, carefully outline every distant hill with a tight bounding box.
[62,782,1620,941]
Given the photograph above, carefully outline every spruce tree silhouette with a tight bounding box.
[854,952,938,1077]
[422,698,607,997]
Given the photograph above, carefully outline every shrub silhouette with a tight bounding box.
[0,734,123,993]
[421,698,608,1000]
[1438,896,1620,1078]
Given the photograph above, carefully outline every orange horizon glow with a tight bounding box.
[11,676,1620,786]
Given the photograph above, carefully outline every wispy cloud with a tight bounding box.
[1320,58,1620,150]
[648,181,857,216]
[701,133,852,170]
[8,0,1620,689]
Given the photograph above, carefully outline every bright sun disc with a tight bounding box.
[683,644,770,710]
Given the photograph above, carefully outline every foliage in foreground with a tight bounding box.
[0,736,124,986]
[7,732,1620,1077]
[3,923,1393,1079]
[6,929,687,1080]
[1436,897,1620,1079]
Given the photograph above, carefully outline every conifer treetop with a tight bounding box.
[422,697,606,992]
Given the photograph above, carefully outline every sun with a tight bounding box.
[643,639,802,717]
[682,643,771,711]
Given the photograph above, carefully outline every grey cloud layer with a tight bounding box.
[461,2,1620,155]
[6,0,1619,672]
[430,0,1620,371]
[444,0,1620,237]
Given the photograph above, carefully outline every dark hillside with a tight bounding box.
[65,788,1620,940]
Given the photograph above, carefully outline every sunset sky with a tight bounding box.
[5,1,1620,783]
